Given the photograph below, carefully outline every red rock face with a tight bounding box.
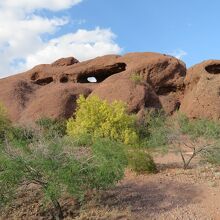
[0,53,186,123]
[180,60,220,120]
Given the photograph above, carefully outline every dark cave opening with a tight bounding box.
[156,86,177,95]
[33,77,53,86]
[205,64,220,74]
[77,62,126,83]
[60,76,69,83]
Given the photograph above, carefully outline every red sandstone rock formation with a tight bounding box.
[0,52,186,123]
[180,60,220,119]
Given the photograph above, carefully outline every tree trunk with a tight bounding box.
[52,199,64,220]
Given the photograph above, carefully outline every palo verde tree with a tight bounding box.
[66,95,159,174]
[67,95,138,145]
[0,126,127,219]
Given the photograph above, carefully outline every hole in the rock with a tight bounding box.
[60,76,69,83]
[205,64,220,74]
[34,77,53,86]
[31,72,39,80]
[156,86,177,95]
[77,62,126,83]
[87,77,97,83]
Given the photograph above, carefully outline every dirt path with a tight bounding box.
[102,153,220,220]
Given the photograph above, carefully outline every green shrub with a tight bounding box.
[0,103,11,142]
[168,114,220,169]
[178,114,220,140]
[0,131,127,219]
[138,110,168,151]
[130,73,144,85]
[128,150,157,174]
[5,126,34,153]
[36,117,66,138]
[67,95,138,145]
[201,145,220,165]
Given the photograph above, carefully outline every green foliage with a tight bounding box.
[178,114,220,140]
[127,150,157,174]
[169,114,220,169]
[0,129,127,213]
[67,95,138,145]
[88,138,127,189]
[0,103,11,142]
[5,126,34,153]
[201,145,220,165]
[36,117,66,138]
[130,73,144,85]
[138,110,168,151]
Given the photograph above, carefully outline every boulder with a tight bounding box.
[91,52,186,114]
[180,60,220,119]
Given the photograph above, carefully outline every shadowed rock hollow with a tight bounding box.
[0,52,186,123]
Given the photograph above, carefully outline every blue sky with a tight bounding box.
[0,0,220,77]
[70,0,220,67]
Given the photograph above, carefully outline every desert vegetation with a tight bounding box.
[1,97,220,219]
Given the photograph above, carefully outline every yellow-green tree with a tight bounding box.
[67,95,138,145]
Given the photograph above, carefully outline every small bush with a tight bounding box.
[178,114,220,140]
[138,110,168,151]
[67,95,138,145]
[130,73,144,85]
[201,145,220,165]
[169,114,219,169]
[6,126,34,152]
[36,117,66,138]
[128,150,157,174]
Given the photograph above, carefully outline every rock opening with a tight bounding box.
[60,76,69,83]
[77,62,126,83]
[156,86,177,95]
[205,64,220,74]
[34,77,53,86]
[87,77,97,83]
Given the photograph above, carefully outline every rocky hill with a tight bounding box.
[1,52,219,122]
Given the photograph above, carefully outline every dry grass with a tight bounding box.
[73,206,132,220]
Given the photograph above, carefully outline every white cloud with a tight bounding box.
[0,1,122,78]
[170,49,187,59]
[0,0,82,12]
[26,27,122,69]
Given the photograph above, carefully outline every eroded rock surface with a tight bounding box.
[0,52,186,123]
[180,60,220,119]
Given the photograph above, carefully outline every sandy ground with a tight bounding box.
[1,151,220,220]
[102,153,220,220]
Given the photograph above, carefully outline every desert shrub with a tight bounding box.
[168,114,220,169]
[138,110,168,151]
[67,95,138,145]
[0,131,127,219]
[178,114,220,140]
[5,126,34,152]
[0,103,11,142]
[127,150,157,173]
[201,145,220,165]
[130,72,144,85]
[36,117,66,138]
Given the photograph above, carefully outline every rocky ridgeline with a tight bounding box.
[0,52,219,122]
